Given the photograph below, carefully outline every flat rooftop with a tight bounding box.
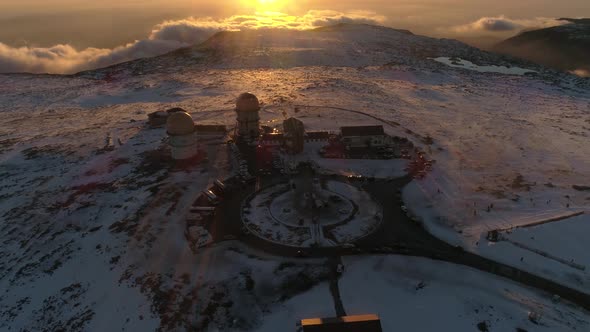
[299,314,382,332]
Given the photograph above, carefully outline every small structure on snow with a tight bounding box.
[283,117,305,153]
[195,124,227,136]
[166,111,197,160]
[260,133,284,146]
[340,125,387,149]
[235,92,261,139]
[148,107,187,127]
[305,131,331,142]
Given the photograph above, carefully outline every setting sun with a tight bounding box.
[1,1,590,332]
[245,0,289,11]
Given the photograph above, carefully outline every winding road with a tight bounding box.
[211,174,590,315]
[208,104,590,315]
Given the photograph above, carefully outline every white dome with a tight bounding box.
[166,111,195,136]
[236,92,260,112]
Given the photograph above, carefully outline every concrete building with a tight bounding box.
[148,107,187,128]
[195,124,226,137]
[256,144,275,171]
[283,117,305,153]
[260,133,284,147]
[305,131,331,142]
[340,125,387,149]
[235,92,261,139]
[166,111,198,160]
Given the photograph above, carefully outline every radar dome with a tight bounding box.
[236,93,260,112]
[166,111,195,136]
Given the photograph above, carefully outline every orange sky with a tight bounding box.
[0,0,588,48]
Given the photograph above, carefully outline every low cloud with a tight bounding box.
[0,10,385,74]
[150,10,385,36]
[451,16,564,35]
[0,39,187,75]
[304,10,386,28]
[149,20,221,45]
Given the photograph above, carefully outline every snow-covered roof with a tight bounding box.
[166,107,188,114]
[166,111,195,136]
[236,92,260,112]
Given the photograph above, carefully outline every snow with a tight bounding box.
[433,57,537,76]
[75,81,187,107]
[501,214,590,270]
[284,141,408,178]
[401,105,590,291]
[245,184,314,247]
[474,213,590,290]
[269,189,353,227]
[253,254,590,332]
[316,158,407,178]
[245,180,381,247]
[1,24,589,331]
[338,255,589,331]
[253,282,334,332]
[324,181,382,243]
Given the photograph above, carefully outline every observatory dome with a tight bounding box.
[166,111,195,136]
[236,93,260,112]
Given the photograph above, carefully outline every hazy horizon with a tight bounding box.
[2,1,589,48]
[0,0,588,74]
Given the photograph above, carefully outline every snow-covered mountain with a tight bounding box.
[1,24,589,332]
[494,18,590,76]
[71,24,540,75]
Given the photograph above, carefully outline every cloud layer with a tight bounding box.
[0,10,385,74]
[451,16,564,35]
[0,39,189,75]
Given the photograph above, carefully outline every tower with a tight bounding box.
[283,117,305,154]
[235,92,260,139]
[166,111,197,160]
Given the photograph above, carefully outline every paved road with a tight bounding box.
[363,178,590,312]
[207,172,590,313]
[327,256,347,317]
[215,105,590,313]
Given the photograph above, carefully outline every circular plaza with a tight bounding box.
[241,175,383,248]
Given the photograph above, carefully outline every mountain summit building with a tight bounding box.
[283,117,305,153]
[340,125,387,149]
[235,92,261,139]
[166,111,197,160]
